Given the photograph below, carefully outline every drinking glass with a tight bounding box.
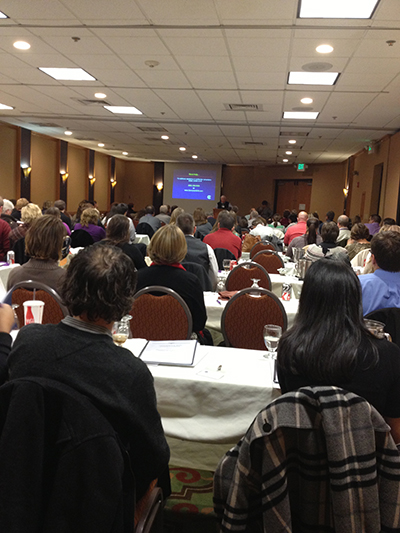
[223,259,231,273]
[112,315,132,346]
[263,324,282,359]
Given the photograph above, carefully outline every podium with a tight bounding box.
[213,208,223,220]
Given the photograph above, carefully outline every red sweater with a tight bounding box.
[203,228,242,259]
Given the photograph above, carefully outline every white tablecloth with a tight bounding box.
[124,340,280,469]
[134,234,150,245]
[204,291,299,332]
[269,274,303,299]
[0,264,20,299]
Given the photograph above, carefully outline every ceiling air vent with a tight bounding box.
[280,131,309,137]
[75,137,96,141]
[243,141,265,146]
[72,98,111,106]
[224,103,263,111]
[32,122,61,128]
[137,126,168,132]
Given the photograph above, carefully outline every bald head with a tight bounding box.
[337,215,349,228]
[298,211,308,222]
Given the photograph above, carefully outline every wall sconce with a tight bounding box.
[343,186,349,197]
[61,171,69,182]
[22,166,32,177]
[156,183,163,191]
[88,174,96,185]
[111,179,117,188]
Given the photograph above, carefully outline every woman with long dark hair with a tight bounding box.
[285,217,321,259]
[100,214,146,270]
[277,258,400,442]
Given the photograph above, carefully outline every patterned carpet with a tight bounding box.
[163,466,218,533]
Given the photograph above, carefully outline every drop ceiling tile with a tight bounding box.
[2,1,76,20]
[236,71,287,90]
[161,37,228,57]
[133,69,191,88]
[86,68,147,87]
[56,0,147,22]
[99,35,170,56]
[174,55,231,72]
[227,37,291,58]
[288,56,348,71]
[153,89,212,120]
[185,71,237,90]
[135,0,220,25]
[219,125,251,136]
[232,55,288,73]
[40,36,113,56]
[120,55,180,71]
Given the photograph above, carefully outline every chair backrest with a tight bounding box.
[182,261,213,291]
[214,386,400,532]
[131,286,193,340]
[250,241,276,258]
[11,237,29,265]
[4,280,68,325]
[135,487,164,533]
[364,307,400,348]
[213,248,236,270]
[225,261,271,291]
[252,250,284,274]
[70,229,94,248]
[221,287,287,350]
[136,223,155,239]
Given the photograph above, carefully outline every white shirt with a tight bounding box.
[205,243,219,290]
[249,224,275,238]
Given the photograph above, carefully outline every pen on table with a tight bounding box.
[217,300,221,305]
[217,365,222,371]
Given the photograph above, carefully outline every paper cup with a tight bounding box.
[23,300,44,325]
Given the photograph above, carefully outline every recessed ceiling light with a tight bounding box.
[299,0,379,19]
[0,11,8,18]
[161,135,169,140]
[39,67,96,81]
[13,41,31,50]
[103,105,142,115]
[288,140,297,144]
[122,151,128,155]
[283,159,289,163]
[64,130,73,136]
[300,97,313,104]
[284,111,319,119]
[316,44,334,54]
[192,155,198,159]
[94,92,107,99]
[0,103,14,110]
[98,143,105,147]
[285,151,293,155]
[288,71,339,85]
[179,147,186,151]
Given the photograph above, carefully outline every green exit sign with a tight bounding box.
[297,163,305,172]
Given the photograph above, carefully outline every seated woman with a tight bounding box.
[73,207,105,243]
[100,214,146,269]
[305,221,349,262]
[286,217,321,260]
[193,207,212,240]
[345,223,371,261]
[7,215,67,293]
[277,258,400,443]
[136,224,207,334]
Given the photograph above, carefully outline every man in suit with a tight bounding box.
[139,205,161,233]
[216,195,232,210]
[176,212,218,288]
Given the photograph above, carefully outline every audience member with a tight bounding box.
[7,215,67,292]
[139,205,161,232]
[54,199,72,229]
[336,215,351,247]
[105,203,136,243]
[71,200,92,228]
[286,217,321,260]
[305,221,349,262]
[100,215,146,270]
[193,207,213,240]
[11,197,29,221]
[136,225,207,334]
[257,200,272,220]
[4,244,170,501]
[283,211,308,246]
[277,258,400,442]
[169,207,185,225]
[9,203,42,249]
[267,214,285,239]
[1,199,18,230]
[73,207,105,243]
[345,223,371,261]
[45,206,71,235]
[359,231,400,315]
[0,197,11,261]
[204,211,242,259]
[365,214,381,236]
[155,205,171,225]
[249,217,275,239]
[176,213,218,287]
[216,195,232,210]
[280,209,291,227]
[383,217,396,226]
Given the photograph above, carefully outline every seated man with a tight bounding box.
[139,205,161,233]
[1,244,170,501]
[204,211,242,259]
[360,231,400,315]
[336,214,351,247]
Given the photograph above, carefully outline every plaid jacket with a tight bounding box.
[214,387,400,532]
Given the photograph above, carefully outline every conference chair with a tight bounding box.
[131,286,193,340]
[70,229,94,248]
[225,261,271,291]
[182,261,213,291]
[213,248,236,270]
[4,280,68,325]
[221,287,287,350]
[249,241,276,258]
[252,250,284,274]
[365,307,400,348]
[136,223,155,239]
[214,386,400,532]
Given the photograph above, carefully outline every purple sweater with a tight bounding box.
[73,223,105,243]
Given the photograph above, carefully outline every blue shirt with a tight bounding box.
[359,269,400,315]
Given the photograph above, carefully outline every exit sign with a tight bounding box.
[297,163,305,172]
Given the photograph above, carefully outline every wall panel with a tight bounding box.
[67,145,87,211]
[31,134,57,207]
[94,152,109,212]
[0,123,18,200]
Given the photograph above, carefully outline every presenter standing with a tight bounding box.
[216,195,232,210]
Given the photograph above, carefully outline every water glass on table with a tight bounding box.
[112,315,132,346]
[263,324,282,359]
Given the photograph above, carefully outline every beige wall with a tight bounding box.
[31,134,58,208]
[0,123,18,200]
[115,161,154,209]
[223,162,347,218]
[94,152,109,212]
[381,132,400,220]
[67,145,87,211]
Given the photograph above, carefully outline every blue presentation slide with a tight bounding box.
[172,169,216,200]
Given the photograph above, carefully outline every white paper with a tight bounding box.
[139,340,197,366]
